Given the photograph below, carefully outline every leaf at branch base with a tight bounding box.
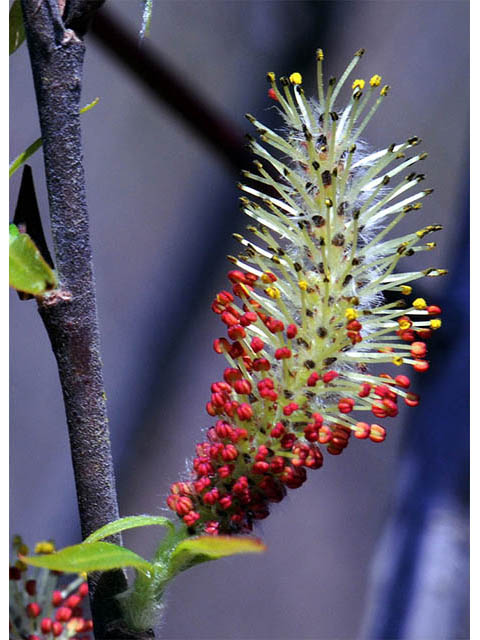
[168,535,266,575]
[22,541,152,574]
[9,0,25,55]
[84,515,175,543]
[9,224,58,295]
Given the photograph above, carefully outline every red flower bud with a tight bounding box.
[354,422,371,439]
[41,618,53,634]
[395,374,411,388]
[323,370,339,383]
[26,603,41,618]
[275,347,292,360]
[55,607,72,622]
[237,403,253,421]
[369,424,386,443]
[234,379,252,395]
[286,324,298,338]
[413,360,429,372]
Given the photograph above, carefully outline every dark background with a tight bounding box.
[10,1,469,638]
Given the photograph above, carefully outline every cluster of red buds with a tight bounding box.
[167,50,444,535]
[9,536,93,640]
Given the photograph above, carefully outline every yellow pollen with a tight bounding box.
[400,285,412,295]
[413,297,427,310]
[298,280,308,291]
[399,320,411,330]
[265,286,281,299]
[289,72,302,85]
[393,356,404,366]
[352,78,365,90]
[380,85,390,96]
[316,49,324,61]
[35,540,56,554]
[345,308,358,321]
[267,72,275,83]
[430,319,442,329]
[426,242,436,249]
[370,74,382,87]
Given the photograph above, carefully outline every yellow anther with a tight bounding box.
[426,242,436,249]
[369,74,382,87]
[393,356,404,366]
[352,78,365,90]
[289,72,302,85]
[316,49,324,61]
[298,280,308,291]
[400,285,412,295]
[267,72,276,83]
[399,320,411,330]
[416,228,427,238]
[345,308,358,321]
[380,85,390,96]
[430,319,442,329]
[35,540,56,554]
[265,286,281,299]
[413,298,427,310]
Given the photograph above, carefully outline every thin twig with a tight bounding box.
[19,1,153,637]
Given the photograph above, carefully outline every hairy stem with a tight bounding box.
[20,1,153,637]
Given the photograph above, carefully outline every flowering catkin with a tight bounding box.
[167,49,445,535]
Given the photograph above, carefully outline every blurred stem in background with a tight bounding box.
[360,172,469,640]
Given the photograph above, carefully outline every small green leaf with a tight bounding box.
[9,98,100,178]
[10,0,25,55]
[80,97,100,114]
[84,515,175,543]
[9,224,58,295]
[22,541,152,574]
[169,535,266,575]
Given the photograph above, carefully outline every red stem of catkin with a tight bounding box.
[167,49,445,536]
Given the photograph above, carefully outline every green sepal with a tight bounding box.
[84,515,175,543]
[22,541,152,574]
[9,223,58,295]
[9,0,25,55]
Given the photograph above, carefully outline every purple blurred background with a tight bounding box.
[10,1,469,638]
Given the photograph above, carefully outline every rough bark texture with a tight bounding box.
[19,1,153,637]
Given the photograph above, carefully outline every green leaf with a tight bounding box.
[9,98,100,178]
[169,535,266,575]
[84,515,175,543]
[9,224,58,295]
[22,541,152,574]
[10,0,25,55]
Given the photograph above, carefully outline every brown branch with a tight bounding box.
[19,1,153,637]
